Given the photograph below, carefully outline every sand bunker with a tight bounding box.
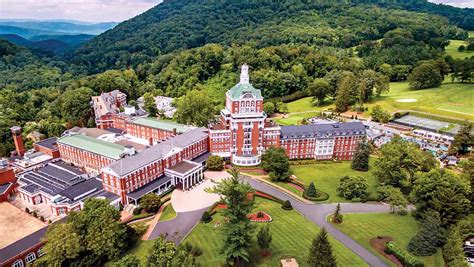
[396,99,417,103]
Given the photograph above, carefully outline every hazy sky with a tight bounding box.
[0,0,161,22]
[0,0,472,23]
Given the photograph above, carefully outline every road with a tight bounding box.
[148,175,391,267]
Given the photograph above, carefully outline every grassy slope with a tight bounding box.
[445,39,474,59]
[290,160,378,203]
[334,213,445,267]
[275,81,473,125]
[159,203,176,222]
[184,198,367,266]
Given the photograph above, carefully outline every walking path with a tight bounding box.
[147,173,391,266]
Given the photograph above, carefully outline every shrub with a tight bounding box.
[48,220,52,224]
[305,182,318,198]
[118,202,124,211]
[140,193,161,213]
[398,209,408,216]
[337,175,369,200]
[385,241,424,267]
[206,155,224,171]
[201,211,212,223]
[40,216,45,222]
[257,212,265,218]
[25,207,30,214]
[32,211,38,218]
[132,207,142,216]
[281,200,293,210]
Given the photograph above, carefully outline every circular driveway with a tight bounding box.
[170,171,229,212]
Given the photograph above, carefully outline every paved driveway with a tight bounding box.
[148,173,390,266]
[171,171,228,212]
[241,176,389,267]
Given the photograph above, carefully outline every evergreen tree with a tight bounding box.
[332,203,343,223]
[306,182,318,198]
[407,213,444,256]
[257,225,273,256]
[308,228,337,267]
[206,168,255,265]
[351,139,371,171]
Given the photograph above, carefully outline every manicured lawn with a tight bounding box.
[364,81,474,121]
[275,81,473,126]
[334,213,445,267]
[445,39,473,59]
[159,203,176,222]
[184,198,367,266]
[290,160,378,203]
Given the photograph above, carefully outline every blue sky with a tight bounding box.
[0,0,471,23]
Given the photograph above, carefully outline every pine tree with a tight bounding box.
[407,213,444,256]
[257,225,272,256]
[308,228,337,267]
[306,182,318,198]
[351,139,371,171]
[332,203,343,223]
[206,168,255,265]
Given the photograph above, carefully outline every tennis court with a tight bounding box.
[393,115,460,135]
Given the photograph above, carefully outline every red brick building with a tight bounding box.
[91,90,127,129]
[209,65,366,165]
[101,128,209,204]
[57,134,129,173]
[0,159,16,202]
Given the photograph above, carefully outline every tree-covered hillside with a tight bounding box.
[72,0,472,73]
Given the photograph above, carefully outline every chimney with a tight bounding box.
[173,128,177,135]
[240,64,249,84]
[149,137,154,146]
[10,126,25,156]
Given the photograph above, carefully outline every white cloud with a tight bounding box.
[0,0,161,22]
[428,0,474,8]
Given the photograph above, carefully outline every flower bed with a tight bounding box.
[248,211,272,222]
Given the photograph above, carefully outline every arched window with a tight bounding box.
[12,259,24,267]
[25,252,36,263]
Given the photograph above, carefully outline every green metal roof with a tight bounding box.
[132,118,189,133]
[58,134,125,160]
[228,83,262,99]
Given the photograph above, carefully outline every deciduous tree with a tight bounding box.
[337,175,369,200]
[140,193,162,213]
[261,146,291,181]
[206,155,224,171]
[174,89,215,127]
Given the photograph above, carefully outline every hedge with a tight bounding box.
[303,190,330,201]
[289,159,342,165]
[385,241,424,267]
[289,180,330,201]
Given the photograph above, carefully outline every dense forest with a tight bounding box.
[0,0,473,157]
[72,0,472,73]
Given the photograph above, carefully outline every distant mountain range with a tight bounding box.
[0,20,118,35]
[0,19,117,54]
[0,33,95,54]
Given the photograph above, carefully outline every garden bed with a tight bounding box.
[369,236,403,267]
[248,211,272,222]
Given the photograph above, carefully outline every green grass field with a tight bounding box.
[159,203,177,222]
[184,198,367,266]
[275,81,473,125]
[290,160,378,203]
[445,39,474,59]
[334,213,445,267]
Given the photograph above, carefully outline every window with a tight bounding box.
[12,259,24,267]
[26,252,36,263]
